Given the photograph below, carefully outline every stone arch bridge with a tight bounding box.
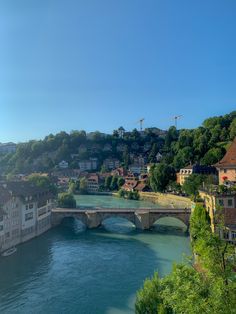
[51,207,191,231]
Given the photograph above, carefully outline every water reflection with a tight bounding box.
[102,217,136,234]
[61,217,86,234]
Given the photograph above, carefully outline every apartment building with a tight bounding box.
[103,158,120,170]
[0,182,55,253]
[79,158,98,172]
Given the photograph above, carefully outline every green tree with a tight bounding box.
[229,118,236,140]
[105,175,113,190]
[135,273,167,314]
[117,177,125,189]
[79,177,87,194]
[58,193,76,208]
[110,176,118,191]
[201,147,224,165]
[148,143,159,163]
[182,174,204,201]
[28,174,57,195]
[149,163,176,192]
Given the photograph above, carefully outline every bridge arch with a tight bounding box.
[101,216,136,232]
[60,216,87,232]
[150,214,189,231]
[56,213,88,227]
[99,213,136,226]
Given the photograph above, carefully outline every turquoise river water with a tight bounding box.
[0,216,191,314]
[74,194,164,209]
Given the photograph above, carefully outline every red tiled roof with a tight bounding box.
[134,182,148,192]
[215,138,236,168]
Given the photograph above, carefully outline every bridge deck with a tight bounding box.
[52,207,191,214]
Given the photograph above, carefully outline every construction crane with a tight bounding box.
[137,118,145,131]
[172,115,183,129]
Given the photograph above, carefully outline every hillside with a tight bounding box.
[0,111,236,175]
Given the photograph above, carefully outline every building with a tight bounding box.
[116,144,126,152]
[122,179,138,192]
[129,164,147,175]
[199,189,236,243]
[0,181,55,253]
[86,174,99,193]
[0,142,17,154]
[215,138,236,185]
[178,164,217,186]
[111,167,127,177]
[103,158,120,170]
[156,152,162,162]
[103,144,112,152]
[132,155,147,166]
[79,158,98,172]
[118,127,125,138]
[58,160,69,169]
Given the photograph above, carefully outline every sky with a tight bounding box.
[0,0,236,143]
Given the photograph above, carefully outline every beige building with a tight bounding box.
[179,165,193,185]
[199,190,236,243]
[215,138,236,185]
[86,174,99,193]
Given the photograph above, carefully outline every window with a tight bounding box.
[25,205,29,210]
[0,225,3,231]
[0,215,3,222]
[29,203,34,209]
[228,199,233,207]
[224,169,227,173]
[25,212,33,221]
[218,199,224,206]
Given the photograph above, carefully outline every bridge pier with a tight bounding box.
[86,211,101,229]
[135,211,150,230]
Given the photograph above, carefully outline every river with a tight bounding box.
[0,217,191,314]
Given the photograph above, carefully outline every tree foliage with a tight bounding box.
[58,193,76,208]
[136,204,236,313]
[149,163,176,192]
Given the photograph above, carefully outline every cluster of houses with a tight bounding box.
[1,137,236,251]
[54,152,161,193]
[0,181,55,253]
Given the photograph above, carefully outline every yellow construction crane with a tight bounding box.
[172,115,183,129]
[137,118,145,131]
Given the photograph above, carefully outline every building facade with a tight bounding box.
[199,190,236,243]
[215,138,236,185]
[0,182,55,253]
[79,158,98,172]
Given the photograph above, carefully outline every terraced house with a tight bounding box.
[0,181,55,253]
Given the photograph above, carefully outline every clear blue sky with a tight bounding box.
[0,0,236,142]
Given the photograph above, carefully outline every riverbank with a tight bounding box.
[140,192,191,208]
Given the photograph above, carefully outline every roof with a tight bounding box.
[2,181,54,201]
[134,182,149,192]
[181,165,193,170]
[122,180,138,191]
[215,138,236,168]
